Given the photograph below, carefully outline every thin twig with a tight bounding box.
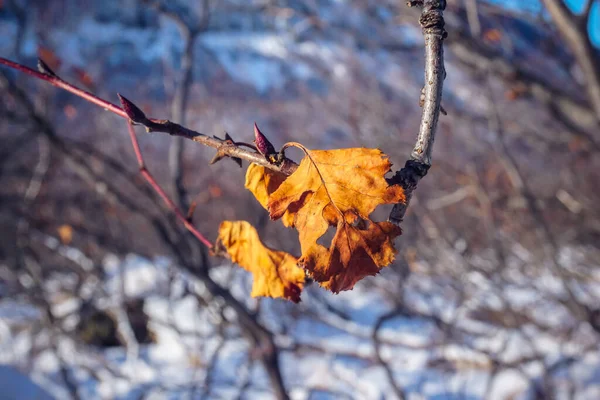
[125,121,213,248]
[0,57,298,175]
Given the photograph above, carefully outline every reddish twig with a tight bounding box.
[125,120,213,249]
[0,57,298,175]
[0,57,127,118]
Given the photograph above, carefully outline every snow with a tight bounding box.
[0,244,599,398]
[0,365,54,400]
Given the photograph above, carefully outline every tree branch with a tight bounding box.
[0,57,298,176]
[389,0,447,224]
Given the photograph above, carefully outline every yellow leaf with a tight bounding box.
[244,163,297,227]
[57,224,73,245]
[217,220,305,302]
[268,148,404,293]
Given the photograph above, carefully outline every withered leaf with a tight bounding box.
[267,148,404,293]
[217,220,305,302]
[245,163,298,228]
[57,224,73,245]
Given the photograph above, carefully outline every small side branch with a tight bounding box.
[124,120,213,248]
[389,0,447,224]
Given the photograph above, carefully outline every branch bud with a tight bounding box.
[118,94,148,124]
[37,58,57,77]
[253,123,277,162]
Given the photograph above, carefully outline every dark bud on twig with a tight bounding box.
[118,94,148,125]
[37,59,57,77]
[253,123,278,163]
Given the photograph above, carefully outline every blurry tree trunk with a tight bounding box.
[169,29,196,211]
[465,0,481,37]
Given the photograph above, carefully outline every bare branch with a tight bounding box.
[0,57,298,175]
[389,0,447,224]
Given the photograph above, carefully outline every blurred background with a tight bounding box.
[1,0,600,399]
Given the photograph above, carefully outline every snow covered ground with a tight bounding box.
[1,246,599,399]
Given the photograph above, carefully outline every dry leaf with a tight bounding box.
[217,220,305,302]
[303,220,401,291]
[72,66,95,90]
[209,184,223,198]
[245,163,297,227]
[57,224,73,245]
[483,28,502,42]
[268,148,404,293]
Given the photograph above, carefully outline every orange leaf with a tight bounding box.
[267,148,404,293]
[57,224,73,245]
[245,163,297,227]
[483,29,502,43]
[303,220,401,291]
[72,66,95,90]
[217,221,305,302]
[209,183,223,198]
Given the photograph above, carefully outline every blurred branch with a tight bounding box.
[143,0,212,210]
[373,311,407,400]
[6,0,27,57]
[542,0,600,120]
[464,0,481,37]
[123,119,213,247]
[485,75,600,335]
[389,0,447,224]
[0,70,147,212]
[449,36,600,138]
